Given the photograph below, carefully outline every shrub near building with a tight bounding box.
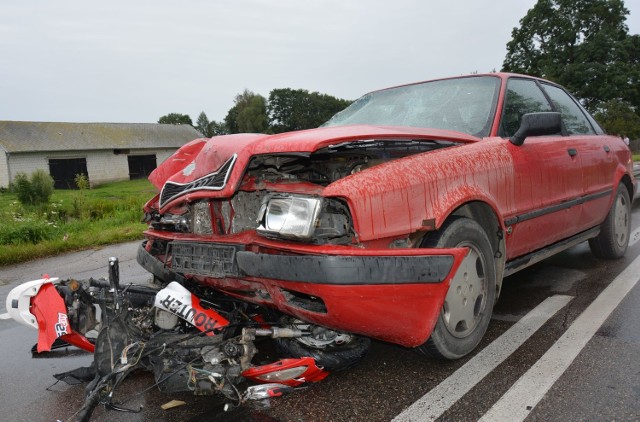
[12,170,55,206]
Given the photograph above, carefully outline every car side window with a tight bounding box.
[541,84,595,135]
[500,78,552,138]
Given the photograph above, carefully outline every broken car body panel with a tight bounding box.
[138,239,467,347]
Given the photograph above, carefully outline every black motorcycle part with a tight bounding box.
[274,334,371,372]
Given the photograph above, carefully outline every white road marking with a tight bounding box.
[628,227,640,248]
[392,295,573,422]
[479,254,640,422]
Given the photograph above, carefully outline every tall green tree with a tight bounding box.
[224,90,268,134]
[195,111,227,137]
[502,0,639,115]
[502,0,640,139]
[268,88,351,133]
[594,99,640,139]
[158,113,193,126]
[208,120,227,136]
[195,111,210,136]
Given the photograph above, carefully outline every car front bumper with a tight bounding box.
[137,238,468,347]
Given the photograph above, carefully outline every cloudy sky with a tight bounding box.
[1,0,638,124]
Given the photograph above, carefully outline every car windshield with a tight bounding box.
[323,76,500,138]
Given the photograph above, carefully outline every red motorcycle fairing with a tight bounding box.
[242,357,329,387]
[154,281,229,335]
[31,283,95,353]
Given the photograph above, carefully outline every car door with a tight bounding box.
[539,83,617,231]
[498,77,584,259]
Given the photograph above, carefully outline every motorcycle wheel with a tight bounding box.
[274,317,371,371]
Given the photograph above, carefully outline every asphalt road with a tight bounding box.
[1,203,639,422]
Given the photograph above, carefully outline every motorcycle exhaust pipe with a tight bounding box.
[254,327,307,338]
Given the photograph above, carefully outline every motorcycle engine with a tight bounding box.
[92,296,256,401]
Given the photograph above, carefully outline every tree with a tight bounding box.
[502,0,639,114]
[195,111,210,136]
[594,99,640,140]
[224,90,269,134]
[194,111,227,137]
[158,113,193,126]
[268,88,351,133]
[208,120,227,136]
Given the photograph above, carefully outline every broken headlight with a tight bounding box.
[257,194,352,242]
[149,212,190,233]
[257,195,321,239]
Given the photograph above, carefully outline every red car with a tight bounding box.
[138,73,635,361]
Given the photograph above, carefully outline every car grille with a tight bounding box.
[170,241,241,278]
[159,155,236,208]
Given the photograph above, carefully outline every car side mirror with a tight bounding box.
[510,112,562,146]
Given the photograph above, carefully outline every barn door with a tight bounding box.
[48,158,88,189]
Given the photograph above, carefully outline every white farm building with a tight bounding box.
[0,121,201,189]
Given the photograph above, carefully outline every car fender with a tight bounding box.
[614,163,637,200]
[323,139,514,242]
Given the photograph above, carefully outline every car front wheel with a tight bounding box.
[416,217,496,359]
[589,184,631,259]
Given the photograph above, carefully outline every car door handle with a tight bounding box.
[567,148,578,157]
[604,145,610,153]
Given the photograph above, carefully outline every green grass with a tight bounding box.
[0,179,158,266]
[633,154,640,162]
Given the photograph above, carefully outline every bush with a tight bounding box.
[12,173,32,204]
[31,170,55,203]
[75,173,90,190]
[12,170,55,206]
[0,220,57,245]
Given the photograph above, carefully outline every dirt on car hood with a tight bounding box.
[149,124,480,190]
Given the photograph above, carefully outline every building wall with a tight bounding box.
[155,149,176,166]
[88,148,177,185]
[0,148,9,188]
[5,151,51,187]
[87,150,129,185]
[2,147,179,188]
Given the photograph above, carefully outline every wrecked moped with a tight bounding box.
[3,257,369,421]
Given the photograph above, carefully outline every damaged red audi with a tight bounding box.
[139,72,635,359]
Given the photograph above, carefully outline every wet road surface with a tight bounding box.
[1,203,640,421]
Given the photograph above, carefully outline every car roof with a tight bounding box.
[368,72,561,95]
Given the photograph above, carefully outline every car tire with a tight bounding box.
[274,318,371,371]
[416,217,496,360]
[589,184,631,259]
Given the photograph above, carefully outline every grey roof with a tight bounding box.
[0,121,203,153]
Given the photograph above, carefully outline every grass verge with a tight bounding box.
[0,179,157,266]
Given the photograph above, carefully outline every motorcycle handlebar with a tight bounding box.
[87,278,158,296]
[89,278,111,289]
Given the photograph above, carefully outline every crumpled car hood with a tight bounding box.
[149,124,480,191]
